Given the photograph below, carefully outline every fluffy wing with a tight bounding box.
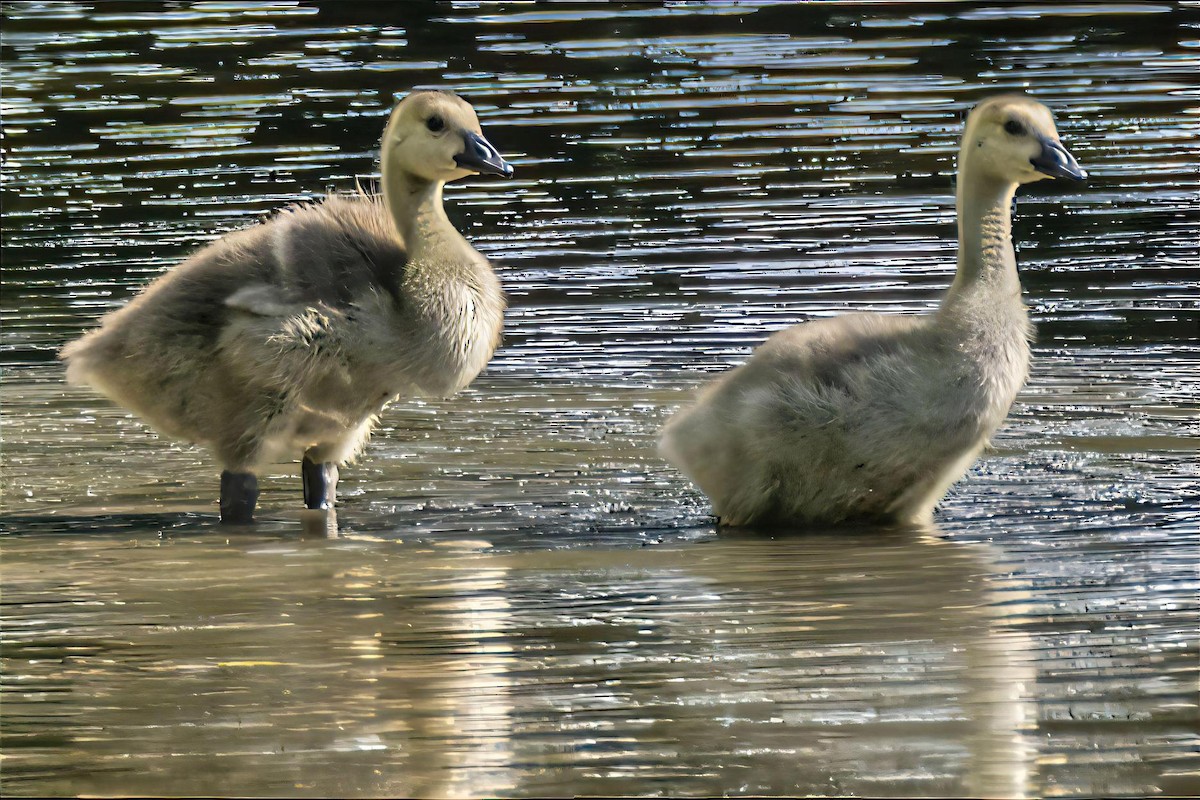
[266,193,406,308]
[218,193,409,383]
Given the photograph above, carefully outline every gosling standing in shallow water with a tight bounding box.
[660,95,1086,527]
[61,91,513,523]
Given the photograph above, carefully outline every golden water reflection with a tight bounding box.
[3,524,1043,797]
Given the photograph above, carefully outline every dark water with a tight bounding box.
[2,2,1198,797]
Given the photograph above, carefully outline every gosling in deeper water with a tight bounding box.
[660,95,1086,527]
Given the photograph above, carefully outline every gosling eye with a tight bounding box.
[1003,119,1026,136]
[426,115,445,133]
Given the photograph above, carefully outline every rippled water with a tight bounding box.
[2,2,1198,797]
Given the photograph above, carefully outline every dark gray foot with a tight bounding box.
[220,470,259,524]
[302,455,338,510]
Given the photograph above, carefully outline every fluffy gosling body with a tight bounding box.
[660,95,1086,527]
[61,90,513,523]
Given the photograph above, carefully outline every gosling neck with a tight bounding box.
[381,163,464,264]
[946,162,1021,303]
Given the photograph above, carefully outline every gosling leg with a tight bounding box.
[220,470,259,524]
[302,454,338,510]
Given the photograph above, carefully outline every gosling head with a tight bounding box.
[962,94,1086,185]
[383,90,514,184]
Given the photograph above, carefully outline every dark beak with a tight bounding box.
[454,130,514,178]
[1030,136,1086,181]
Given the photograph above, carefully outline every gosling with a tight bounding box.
[61,90,513,523]
[660,94,1086,527]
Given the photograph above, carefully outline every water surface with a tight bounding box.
[2,2,1198,797]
